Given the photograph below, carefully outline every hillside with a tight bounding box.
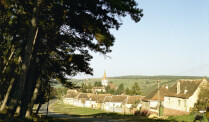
[69,75,207,96]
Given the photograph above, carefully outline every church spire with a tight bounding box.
[103,70,106,79]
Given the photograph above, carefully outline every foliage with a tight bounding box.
[0,0,143,117]
[115,83,124,95]
[134,109,150,116]
[55,87,68,99]
[125,82,141,95]
[94,81,102,87]
[194,83,209,111]
[105,85,115,94]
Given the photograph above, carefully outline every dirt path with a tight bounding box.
[38,99,129,122]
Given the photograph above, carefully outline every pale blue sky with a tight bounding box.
[74,0,209,79]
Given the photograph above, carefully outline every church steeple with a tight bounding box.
[101,70,108,86]
[103,70,107,79]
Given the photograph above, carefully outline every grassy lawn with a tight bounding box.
[51,100,105,116]
[167,115,195,122]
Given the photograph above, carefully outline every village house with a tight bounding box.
[74,93,92,107]
[142,85,168,113]
[92,87,106,93]
[123,95,144,114]
[85,94,111,109]
[63,89,79,105]
[103,95,127,113]
[108,83,117,90]
[163,78,208,115]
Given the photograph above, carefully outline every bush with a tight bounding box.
[134,109,150,116]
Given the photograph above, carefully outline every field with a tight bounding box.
[70,75,205,95]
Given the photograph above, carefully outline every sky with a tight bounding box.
[74,0,209,79]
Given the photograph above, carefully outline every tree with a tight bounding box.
[115,83,124,94]
[131,82,141,95]
[125,88,131,95]
[94,81,102,87]
[195,83,209,111]
[0,0,143,118]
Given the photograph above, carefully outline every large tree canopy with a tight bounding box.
[0,0,143,118]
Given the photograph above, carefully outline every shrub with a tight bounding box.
[134,109,150,116]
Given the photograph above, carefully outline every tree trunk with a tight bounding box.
[35,103,42,115]
[0,56,21,112]
[25,77,41,118]
[0,78,15,112]
[6,1,40,117]
[2,45,15,74]
[19,59,38,118]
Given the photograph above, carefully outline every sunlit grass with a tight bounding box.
[51,101,105,115]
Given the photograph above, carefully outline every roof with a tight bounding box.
[110,95,127,103]
[125,96,143,104]
[104,96,112,102]
[65,89,79,98]
[103,71,107,80]
[76,93,92,99]
[108,83,116,89]
[143,85,168,101]
[92,87,105,89]
[88,94,111,103]
[164,79,206,99]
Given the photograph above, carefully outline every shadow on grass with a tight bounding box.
[0,112,179,122]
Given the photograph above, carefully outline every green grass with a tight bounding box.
[167,115,195,122]
[51,101,105,115]
[167,114,209,122]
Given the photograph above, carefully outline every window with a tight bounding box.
[178,100,181,106]
[168,98,170,104]
[184,99,186,107]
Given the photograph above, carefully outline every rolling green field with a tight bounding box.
[69,75,207,96]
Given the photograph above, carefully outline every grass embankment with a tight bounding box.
[51,100,105,116]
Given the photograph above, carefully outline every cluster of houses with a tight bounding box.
[63,72,208,116]
[63,90,143,114]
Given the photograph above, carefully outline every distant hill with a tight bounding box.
[68,75,207,96]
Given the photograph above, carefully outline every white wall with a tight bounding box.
[149,100,158,108]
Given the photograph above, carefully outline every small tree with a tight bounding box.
[131,82,141,95]
[115,83,124,94]
[87,82,92,89]
[81,83,87,93]
[126,88,131,95]
[94,81,102,87]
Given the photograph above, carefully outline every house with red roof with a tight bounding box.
[142,85,168,113]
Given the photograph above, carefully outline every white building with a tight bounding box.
[163,78,208,115]
[101,71,108,86]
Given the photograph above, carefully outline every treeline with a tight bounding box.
[0,0,142,119]
[81,82,141,95]
[113,75,205,80]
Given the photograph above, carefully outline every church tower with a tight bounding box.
[101,71,108,86]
